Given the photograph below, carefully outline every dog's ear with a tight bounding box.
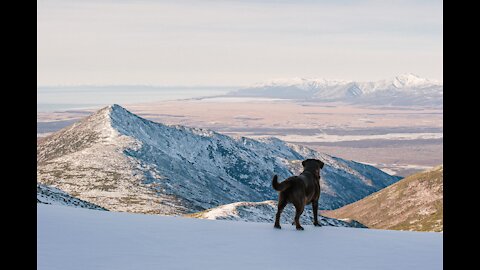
[317,160,324,169]
[302,160,306,167]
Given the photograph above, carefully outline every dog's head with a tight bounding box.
[302,159,324,178]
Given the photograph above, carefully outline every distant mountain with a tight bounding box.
[187,200,366,228]
[37,183,107,210]
[37,104,400,215]
[228,74,443,107]
[323,165,443,232]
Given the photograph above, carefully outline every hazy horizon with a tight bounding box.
[36,72,442,88]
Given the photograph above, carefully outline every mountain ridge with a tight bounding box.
[37,183,107,210]
[249,74,441,89]
[229,74,442,107]
[37,104,401,215]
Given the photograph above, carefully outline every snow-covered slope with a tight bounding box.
[37,204,443,270]
[37,104,401,215]
[37,183,107,210]
[188,200,366,228]
[229,74,443,107]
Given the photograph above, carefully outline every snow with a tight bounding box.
[229,74,443,107]
[362,163,435,176]
[38,204,442,270]
[250,74,441,91]
[37,184,106,210]
[194,200,367,228]
[38,105,401,214]
[252,77,350,90]
[251,132,443,143]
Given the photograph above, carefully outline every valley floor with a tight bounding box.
[37,204,443,270]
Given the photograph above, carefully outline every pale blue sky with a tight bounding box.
[37,0,443,86]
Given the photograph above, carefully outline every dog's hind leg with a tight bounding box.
[293,202,305,230]
[273,193,287,229]
[312,201,321,227]
[274,196,287,229]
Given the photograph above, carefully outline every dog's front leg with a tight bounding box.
[312,201,321,227]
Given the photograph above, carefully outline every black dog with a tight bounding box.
[272,158,324,230]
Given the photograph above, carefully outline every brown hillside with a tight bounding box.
[323,165,443,232]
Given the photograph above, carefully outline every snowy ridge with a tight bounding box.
[252,74,440,89]
[37,105,401,215]
[37,183,107,210]
[190,200,367,228]
[252,77,351,90]
[229,74,443,107]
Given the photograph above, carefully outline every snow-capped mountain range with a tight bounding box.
[37,104,400,215]
[188,200,366,228]
[229,74,442,107]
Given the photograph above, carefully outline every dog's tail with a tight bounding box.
[272,175,292,192]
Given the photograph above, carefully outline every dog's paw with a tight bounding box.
[274,224,281,229]
[296,226,304,231]
[313,222,322,227]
